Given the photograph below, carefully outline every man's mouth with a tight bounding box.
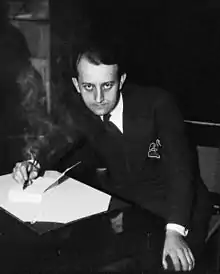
[94,104,107,109]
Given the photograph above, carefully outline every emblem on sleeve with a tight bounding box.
[148,139,162,159]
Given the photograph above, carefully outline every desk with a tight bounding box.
[0,206,165,273]
[0,173,165,272]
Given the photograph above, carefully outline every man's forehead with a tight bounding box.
[77,56,119,80]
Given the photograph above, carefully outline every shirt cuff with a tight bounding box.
[166,223,188,237]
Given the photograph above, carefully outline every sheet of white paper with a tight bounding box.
[0,172,111,224]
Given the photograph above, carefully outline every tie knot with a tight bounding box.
[103,113,111,123]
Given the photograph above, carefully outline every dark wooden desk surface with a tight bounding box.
[0,206,165,273]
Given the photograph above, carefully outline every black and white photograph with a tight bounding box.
[0,0,219,273]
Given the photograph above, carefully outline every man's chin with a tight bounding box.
[92,109,107,116]
[95,111,105,116]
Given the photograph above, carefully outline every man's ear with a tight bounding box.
[119,73,127,90]
[71,77,80,93]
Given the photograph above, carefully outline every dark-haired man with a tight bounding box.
[13,43,211,272]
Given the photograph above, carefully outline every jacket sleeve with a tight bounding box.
[155,91,195,227]
[20,83,88,173]
[36,131,84,173]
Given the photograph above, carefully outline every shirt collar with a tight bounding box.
[108,92,123,132]
[110,92,123,119]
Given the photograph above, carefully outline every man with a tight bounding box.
[13,42,211,272]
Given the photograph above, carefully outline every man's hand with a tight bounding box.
[162,230,195,272]
[12,161,39,185]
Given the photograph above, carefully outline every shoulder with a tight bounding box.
[123,83,173,101]
[122,84,176,111]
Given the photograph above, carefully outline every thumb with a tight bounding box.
[29,170,38,180]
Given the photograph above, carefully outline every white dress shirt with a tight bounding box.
[107,93,124,132]
[102,93,188,236]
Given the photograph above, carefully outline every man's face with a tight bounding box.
[72,56,126,116]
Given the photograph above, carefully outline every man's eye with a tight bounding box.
[103,83,113,90]
[83,84,93,91]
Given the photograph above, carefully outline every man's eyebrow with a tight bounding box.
[102,81,115,85]
[82,82,93,85]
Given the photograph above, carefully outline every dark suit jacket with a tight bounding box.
[38,84,211,233]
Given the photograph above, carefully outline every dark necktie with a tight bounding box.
[103,113,111,124]
[103,114,122,135]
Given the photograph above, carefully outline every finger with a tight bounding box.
[29,170,38,180]
[28,160,40,177]
[183,248,194,271]
[13,170,24,184]
[162,253,168,270]
[169,252,181,272]
[12,167,17,180]
[177,248,189,271]
[20,163,28,181]
[188,248,195,269]
[13,163,25,184]
[12,171,19,183]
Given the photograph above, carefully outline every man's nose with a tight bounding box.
[95,89,104,103]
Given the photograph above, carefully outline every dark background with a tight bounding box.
[51,0,220,123]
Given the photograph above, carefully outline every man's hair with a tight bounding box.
[71,41,125,78]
